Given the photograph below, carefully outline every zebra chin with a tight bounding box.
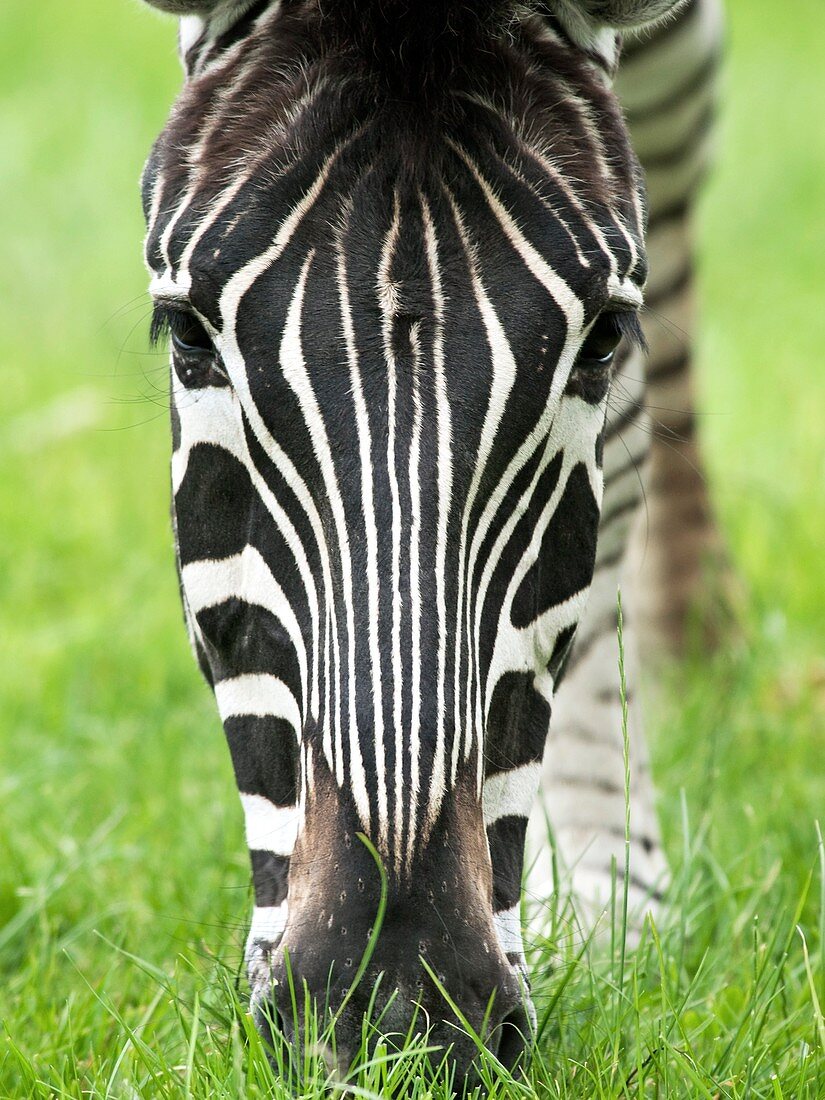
[242,764,535,1084]
[246,950,532,1089]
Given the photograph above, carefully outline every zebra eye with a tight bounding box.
[578,312,625,368]
[164,309,230,389]
[170,311,214,355]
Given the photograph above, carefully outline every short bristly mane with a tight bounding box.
[316,0,523,94]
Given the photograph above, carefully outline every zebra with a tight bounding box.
[139,0,725,1079]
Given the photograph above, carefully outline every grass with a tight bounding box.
[0,0,823,1095]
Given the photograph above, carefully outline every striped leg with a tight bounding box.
[620,0,735,654]
[526,0,728,927]
[527,347,667,929]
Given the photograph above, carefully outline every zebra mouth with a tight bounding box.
[249,970,534,1082]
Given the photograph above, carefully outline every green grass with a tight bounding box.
[1,0,824,1095]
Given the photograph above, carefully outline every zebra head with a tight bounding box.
[141,0,680,1078]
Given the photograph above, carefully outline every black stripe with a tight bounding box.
[225,715,298,807]
[603,448,647,490]
[620,0,702,61]
[212,0,271,55]
[553,774,623,796]
[611,862,668,906]
[602,823,660,854]
[652,409,696,441]
[564,609,619,674]
[550,723,625,753]
[637,102,716,172]
[250,850,290,910]
[599,492,641,531]
[488,815,528,913]
[645,262,692,309]
[647,197,690,232]
[626,53,720,126]
[593,543,627,574]
[485,674,551,777]
[647,348,690,385]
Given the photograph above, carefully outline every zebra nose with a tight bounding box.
[254,950,530,1087]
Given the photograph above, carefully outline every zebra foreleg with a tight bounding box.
[526,350,668,935]
[620,0,741,655]
[627,207,743,655]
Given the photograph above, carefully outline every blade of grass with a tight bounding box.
[326,833,388,1035]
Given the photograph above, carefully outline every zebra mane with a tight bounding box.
[309,0,679,106]
[144,0,686,31]
[315,0,523,92]
[317,0,519,31]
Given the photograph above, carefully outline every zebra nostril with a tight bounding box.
[492,1002,531,1072]
[253,996,286,1053]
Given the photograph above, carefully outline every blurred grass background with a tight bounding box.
[0,0,823,1095]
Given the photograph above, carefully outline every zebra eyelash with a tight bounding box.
[149,303,183,348]
[612,309,647,355]
[149,302,211,349]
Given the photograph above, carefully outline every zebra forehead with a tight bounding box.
[147,149,640,345]
[144,4,647,297]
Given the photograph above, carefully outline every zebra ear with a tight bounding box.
[576,0,688,28]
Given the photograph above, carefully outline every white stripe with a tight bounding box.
[247,903,289,949]
[143,165,166,267]
[170,378,243,495]
[493,905,524,959]
[487,136,642,304]
[323,603,336,777]
[214,674,301,732]
[176,152,346,733]
[405,321,424,871]
[281,250,372,830]
[483,398,606,713]
[181,546,308,710]
[240,793,299,856]
[198,0,276,46]
[378,196,405,866]
[482,762,543,827]
[178,15,206,59]
[617,0,723,116]
[158,32,268,264]
[421,199,453,826]
[446,156,586,784]
[472,436,567,731]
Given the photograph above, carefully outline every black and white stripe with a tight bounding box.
[139,0,726,1067]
